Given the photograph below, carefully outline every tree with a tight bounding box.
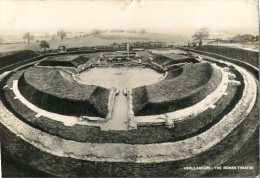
[91,29,102,37]
[57,30,67,41]
[23,32,34,44]
[140,29,146,35]
[231,34,256,43]
[192,27,209,46]
[39,40,50,53]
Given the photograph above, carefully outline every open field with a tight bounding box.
[0,32,190,53]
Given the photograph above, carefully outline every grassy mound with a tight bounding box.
[196,45,258,67]
[0,50,39,68]
[38,55,90,67]
[132,63,222,115]
[18,67,109,117]
[164,66,183,80]
[71,55,91,66]
[151,53,198,66]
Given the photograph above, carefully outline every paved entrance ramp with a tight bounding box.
[101,90,128,130]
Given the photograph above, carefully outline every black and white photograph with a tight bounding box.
[0,0,259,177]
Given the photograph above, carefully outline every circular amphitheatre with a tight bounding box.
[0,49,258,177]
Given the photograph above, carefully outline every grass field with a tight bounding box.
[0,32,190,53]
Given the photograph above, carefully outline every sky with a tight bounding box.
[0,0,259,35]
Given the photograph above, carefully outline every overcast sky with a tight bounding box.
[0,0,258,34]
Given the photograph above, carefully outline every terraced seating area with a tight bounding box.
[18,67,110,117]
[132,63,222,115]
